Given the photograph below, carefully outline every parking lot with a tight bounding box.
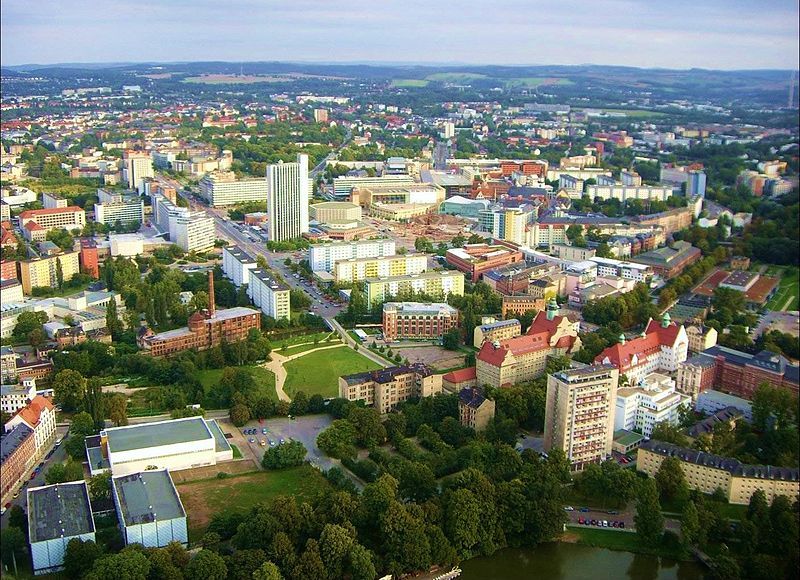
[238,414,334,470]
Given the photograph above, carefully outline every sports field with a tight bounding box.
[283,345,381,398]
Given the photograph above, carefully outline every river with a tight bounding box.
[459,543,706,580]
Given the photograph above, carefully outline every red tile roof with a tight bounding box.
[24,221,44,231]
[594,319,680,370]
[13,395,54,428]
[19,206,84,219]
[443,367,477,383]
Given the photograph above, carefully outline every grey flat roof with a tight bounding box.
[28,481,94,543]
[113,470,185,526]
[104,417,213,453]
[206,419,232,453]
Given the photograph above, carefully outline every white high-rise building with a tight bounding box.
[614,373,691,438]
[124,153,154,193]
[308,239,396,272]
[267,154,309,242]
[151,193,215,252]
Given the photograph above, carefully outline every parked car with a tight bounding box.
[248,438,255,443]
[579,507,590,513]
[260,440,266,446]
[0,507,6,516]
[619,522,625,529]
[590,519,597,525]
[602,520,608,527]
[261,428,268,435]
[578,518,584,524]
[607,510,619,515]
[564,506,574,511]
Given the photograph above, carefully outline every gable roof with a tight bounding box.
[443,367,477,383]
[595,320,683,370]
[11,395,54,428]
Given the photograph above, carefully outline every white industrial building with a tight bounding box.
[695,390,753,423]
[86,416,232,476]
[308,238,396,272]
[111,469,188,548]
[199,171,268,207]
[28,481,95,575]
[614,373,691,438]
[588,257,651,283]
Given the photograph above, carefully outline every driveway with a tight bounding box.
[236,414,334,470]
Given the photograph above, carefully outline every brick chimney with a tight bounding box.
[208,270,216,317]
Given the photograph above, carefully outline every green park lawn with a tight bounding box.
[283,346,382,398]
[765,267,800,311]
[566,526,686,560]
[279,339,342,357]
[426,72,488,82]
[176,465,329,542]
[196,365,278,401]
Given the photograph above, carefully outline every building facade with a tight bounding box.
[614,373,691,438]
[339,364,442,414]
[501,295,545,318]
[365,271,465,306]
[267,154,310,242]
[445,244,525,282]
[544,365,619,471]
[1,423,35,504]
[473,318,522,348]
[3,395,57,458]
[247,269,291,321]
[19,206,86,233]
[199,171,268,207]
[334,254,428,284]
[458,388,496,431]
[308,239,396,272]
[382,302,459,341]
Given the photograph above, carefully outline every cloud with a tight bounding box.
[1,0,798,69]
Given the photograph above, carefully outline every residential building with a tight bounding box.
[685,322,718,353]
[313,108,329,123]
[267,154,309,242]
[473,318,522,348]
[478,207,534,245]
[614,373,691,438]
[334,254,428,284]
[123,151,154,192]
[111,469,188,547]
[28,481,96,575]
[544,365,619,471]
[138,272,260,356]
[675,353,718,399]
[382,302,459,341]
[695,390,753,423]
[501,295,546,318]
[1,345,17,382]
[685,406,745,439]
[199,171,268,207]
[620,170,642,186]
[458,388,496,431]
[703,346,799,399]
[551,244,596,262]
[151,193,215,252]
[93,190,145,226]
[310,201,362,223]
[308,239,395,272]
[588,257,651,283]
[3,395,57,457]
[339,364,442,414]
[630,241,702,279]
[442,367,478,393]
[687,170,707,197]
[445,244,524,282]
[247,268,291,321]
[594,313,689,385]
[19,206,86,235]
[0,279,23,306]
[529,274,567,301]
[222,245,258,288]
[1,424,35,504]
[585,183,672,203]
[632,206,694,236]
[1,377,37,414]
[1,259,19,282]
[365,271,464,306]
[637,440,799,505]
[477,302,581,388]
[79,238,99,278]
[41,192,67,209]
[86,416,232,477]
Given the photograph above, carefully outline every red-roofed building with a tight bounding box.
[594,313,688,384]
[19,206,86,233]
[3,395,57,458]
[0,227,16,249]
[22,221,47,242]
[442,367,478,392]
[0,259,17,281]
[476,301,581,388]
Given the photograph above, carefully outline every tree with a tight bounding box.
[566,224,584,242]
[53,369,87,412]
[442,327,461,350]
[399,461,438,502]
[262,440,307,469]
[105,299,123,338]
[89,472,112,501]
[319,523,354,579]
[252,561,283,580]
[0,526,25,576]
[7,505,27,538]
[634,479,664,547]
[650,421,689,447]
[230,403,252,427]
[27,327,46,348]
[291,539,326,580]
[444,488,481,558]
[681,500,701,551]
[655,456,688,504]
[85,549,151,580]
[347,544,376,580]
[225,548,267,580]
[56,257,64,289]
[107,393,129,426]
[348,406,386,448]
[12,310,48,338]
[84,379,105,429]
[64,538,103,579]
[186,549,227,580]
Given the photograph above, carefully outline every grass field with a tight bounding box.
[270,331,335,348]
[196,365,278,401]
[426,72,488,82]
[176,465,329,541]
[504,77,574,88]
[566,527,686,560]
[279,340,343,357]
[765,266,800,311]
[182,74,291,84]
[391,79,429,87]
[283,346,382,397]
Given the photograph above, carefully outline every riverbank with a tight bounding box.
[564,525,688,561]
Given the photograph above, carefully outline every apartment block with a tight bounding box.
[248,268,291,321]
[308,239,396,272]
[501,295,545,318]
[473,318,522,348]
[19,206,86,234]
[339,364,442,414]
[585,183,672,203]
[1,423,35,504]
[458,388,496,432]
[123,151,154,192]
[222,246,258,287]
[334,253,428,284]
[365,271,465,306]
[19,251,81,294]
[544,365,619,471]
[199,171,268,207]
[267,154,309,242]
[3,395,57,458]
[151,193,215,252]
[382,302,459,341]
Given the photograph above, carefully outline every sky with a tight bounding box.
[2,0,798,70]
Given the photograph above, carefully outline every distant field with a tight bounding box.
[196,365,277,401]
[283,346,381,398]
[579,107,667,118]
[504,77,574,88]
[426,72,488,82]
[182,74,292,84]
[176,465,329,541]
[391,79,429,88]
[765,267,800,311]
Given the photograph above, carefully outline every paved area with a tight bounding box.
[237,414,334,470]
[388,343,466,370]
[752,310,800,338]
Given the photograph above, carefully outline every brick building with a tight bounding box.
[704,346,799,400]
[445,244,524,282]
[0,424,35,504]
[382,302,459,341]
[501,295,545,318]
[79,238,100,279]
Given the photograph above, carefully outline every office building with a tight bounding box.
[477,302,582,389]
[18,251,81,294]
[266,154,310,242]
[86,416,232,477]
[445,244,525,282]
[473,318,522,348]
[595,313,689,384]
[247,268,291,321]
[111,469,188,547]
[138,272,260,356]
[123,151,154,193]
[222,246,258,288]
[151,194,215,252]
[308,239,396,272]
[382,302,459,341]
[544,365,619,471]
[94,195,144,226]
[199,171,268,207]
[630,241,702,279]
[3,395,57,457]
[19,207,86,237]
[614,373,691,438]
[1,423,35,504]
[334,253,428,284]
[351,182,445,209]
[28,481,96,575]
[588,257,651,283]
[637,440,798,505]
[339,364,442,414]
[458,388,496,431]
[365,271,465,306]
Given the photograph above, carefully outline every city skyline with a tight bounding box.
[2,0,798,70]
